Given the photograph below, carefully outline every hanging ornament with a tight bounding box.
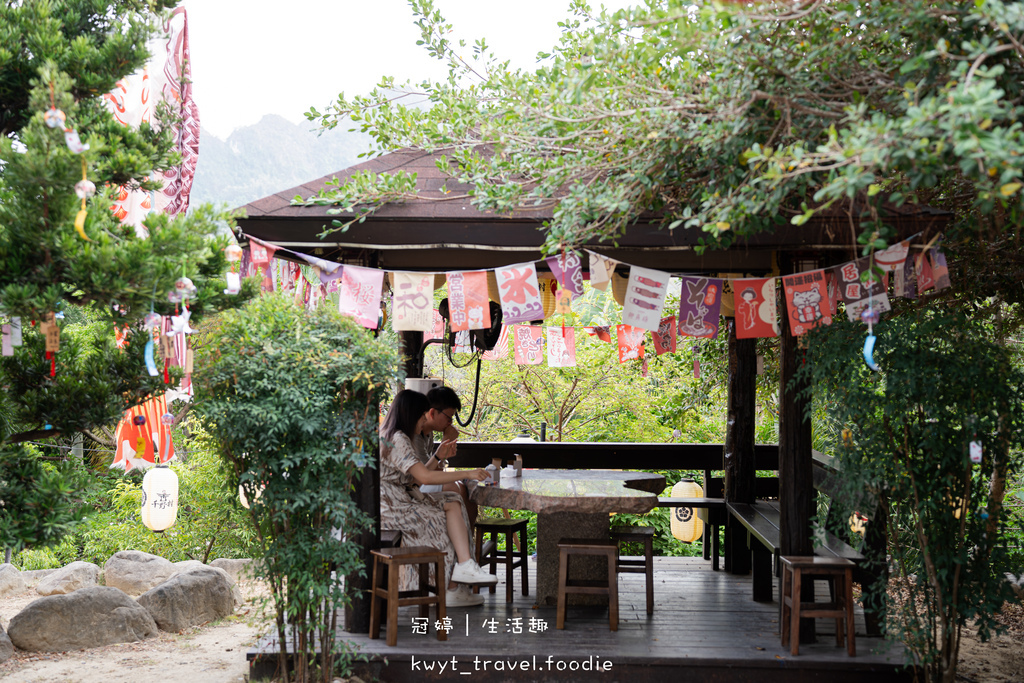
[224,271,241,295]
[224,244,243,262]
[860,301,881,372]
[44,107,66,129]
[144,312,162,330]
[141,465,179,532]
[74,179,96,199]
[175,276,197,299]
[969,440,983,464]
[167,289,182,304]
[167,308,195,336]
[74,158,92,241]
[63,129,89,154]
[144,330,159,377]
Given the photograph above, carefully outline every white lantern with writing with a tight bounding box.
[669,478,704,543]
[141,465,178,532]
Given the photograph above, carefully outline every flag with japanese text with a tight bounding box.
[447,271,491,331]
[834,258,890,321]
[895,255,917,299]
[547,327,576,367]
[782,269,832,336]
[826,270,840,315]
[482,326,511,361]
[876,240,911,273]
[338,266,384,329]
[423,309,445,345]
[496,262,544,323]
[931,249,950,292]
[391,272,435,331]
[733,278,779,339]
[678,277,723,338]
[617,324,646,362]
[546,251,584,297]
[622,266,670,331]
[652,316,677,355]
[513,325,544,365]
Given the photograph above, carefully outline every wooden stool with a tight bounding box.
[369,546,447,647]
[780,556,855,656]
[610,525,654,615]
[474,516,529,602]
[556,538,619,631]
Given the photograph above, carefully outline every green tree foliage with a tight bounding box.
[804,310,1024,683]
[195,293,398,683]
[0,2,254,553]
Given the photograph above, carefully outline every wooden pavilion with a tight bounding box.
[236,147,948,680]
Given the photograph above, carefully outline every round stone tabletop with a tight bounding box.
[469,469,665,514]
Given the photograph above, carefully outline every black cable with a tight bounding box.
[455,356,482,427]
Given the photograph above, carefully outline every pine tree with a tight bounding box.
[0,1,252,552]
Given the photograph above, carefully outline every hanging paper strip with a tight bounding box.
[513,325,544,365]
[895,255,917,299]
[1,325,11,356]
[546,327,576,367]
[616,324,646,362]
[391,272,434,331]
[496,262,544,324]
[733,278,779,339]
[678,277,723,338]
[110,395,175,472]
[337,265,384,329]
[835,258,890,322]
[447,271,491,331]
[876,240,911,272]
[930,249,950,292]
[423,309,445,345]
[585,326,613,343]
[652,316,677,355]
[546,251,584,297]
[914,251,935,293]
[9,318,21,346]
[782,269,832,336]
[622,266,671,331]
[481,326,511,361]
[588,251,618,292]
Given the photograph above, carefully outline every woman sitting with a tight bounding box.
[379,389,496,607]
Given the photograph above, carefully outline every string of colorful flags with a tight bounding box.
[238,233,951,368]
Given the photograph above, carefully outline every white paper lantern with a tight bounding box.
[141,465,178,532]
[669,478,704,543]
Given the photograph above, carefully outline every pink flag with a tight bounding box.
[652,316,677,355]
[622,266,670,331]
[733,278,779,339]
[482,326,511,360]
[423,309,445,345]
[546,251,584,297]
[391,272,435,331]
[513,325,544,365]
[547,327,576,367]
[338,266,384,329]
[617,325,646,362]
[447,271,491,331]
[496,263,544,323]
[782,269,832,336]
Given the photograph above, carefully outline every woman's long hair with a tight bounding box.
[380,389,430,445]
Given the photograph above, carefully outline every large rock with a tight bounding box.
[0,564,26,598]
[0,624,14,663]
[137,566,235,633]
[20,568,58,588]
[170,560,206,578]
[210,558,252,583]
[36,561,100,596]
[7,586,157,651]
[103,551,176,596]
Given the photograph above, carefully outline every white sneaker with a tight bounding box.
[451,559,499,585]
[445,584,484,607]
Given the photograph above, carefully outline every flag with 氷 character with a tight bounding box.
[652,316,677,355]
[547,327,576,367]
[513,325,544,365]
[678,277,723,339]
[111,395,175,472]
[496,262,544,323]
[732,278,779,339]
[834,258,890,322]
[617,324,646,362]
[622,266,670,331]
[782,269,832,336]
[391,272,434,331]
[447,271,491,332]
[338,265,384,329]
[546,251,584,298]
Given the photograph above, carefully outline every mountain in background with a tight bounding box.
[188,114,373,209]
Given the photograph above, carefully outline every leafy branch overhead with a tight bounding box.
[303,0,1024,259]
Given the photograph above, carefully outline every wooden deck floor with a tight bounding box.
[248,557,912,682]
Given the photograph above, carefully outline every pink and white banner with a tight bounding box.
[546,251,584,297]
[339,266,384,329]
[513,325,544,365]
[496,262,544,324]
[447,271,491,331]
[547,327,576,367]
[391,272,435,331]
[622,266,670,331]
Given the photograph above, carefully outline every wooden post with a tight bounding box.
[778,253,816,641]
[400,330,424,380]
[724,318,757,575]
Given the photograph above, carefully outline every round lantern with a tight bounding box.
[538,278,556,319]
[141,465,178,532]
[669,478,704,543]
[224,244,243,262]
[612,272,628,307]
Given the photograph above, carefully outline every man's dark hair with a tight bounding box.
[427,385,461,413]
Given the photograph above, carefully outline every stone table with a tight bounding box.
[469,469,665,606]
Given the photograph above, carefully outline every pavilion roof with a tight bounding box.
[235,148,950,274]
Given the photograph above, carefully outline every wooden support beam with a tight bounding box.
[400,330,424,380]
[778,254,816,641]
[345,442,381,634]
[724,319,757,575]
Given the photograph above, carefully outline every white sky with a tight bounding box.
[181,0,631,139]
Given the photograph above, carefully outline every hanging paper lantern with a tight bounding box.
[141,465,178,532]
[612,272,628,307]
[538,277,556,318]
[486,270,501,303]
[669,478,704,543]
[224,244,243,262]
